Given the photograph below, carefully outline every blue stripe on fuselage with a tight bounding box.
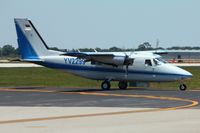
[36,61,191,77]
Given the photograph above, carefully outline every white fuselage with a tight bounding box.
[38,52,192,82]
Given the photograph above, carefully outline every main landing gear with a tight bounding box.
[101,80,111,90]
[179,83,187,91]
[101,80,128,90]
[118,81,128,90]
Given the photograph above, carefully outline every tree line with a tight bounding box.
[0,44,19,57]
[1,42,200,58]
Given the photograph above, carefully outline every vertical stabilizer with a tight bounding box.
[14,18,60,60]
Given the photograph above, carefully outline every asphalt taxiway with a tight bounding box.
[0,87,199,133]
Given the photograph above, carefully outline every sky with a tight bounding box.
[1,0,200,49]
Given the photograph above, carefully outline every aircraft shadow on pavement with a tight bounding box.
[12,86,178,92]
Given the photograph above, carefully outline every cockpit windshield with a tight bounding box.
[153,58,167,65]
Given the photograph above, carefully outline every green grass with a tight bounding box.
[0,67,199,89]
[0,67,102,87]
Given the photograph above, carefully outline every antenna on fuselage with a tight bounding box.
[155,39,159,53]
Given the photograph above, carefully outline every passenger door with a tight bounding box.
[144,59,154,71]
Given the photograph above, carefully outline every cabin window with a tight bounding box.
[145,59,152,66]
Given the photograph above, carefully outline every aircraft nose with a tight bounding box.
[178,68,193,79]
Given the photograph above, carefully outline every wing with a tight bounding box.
[61,52,134,66]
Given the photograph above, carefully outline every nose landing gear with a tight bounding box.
[179,84,187,91]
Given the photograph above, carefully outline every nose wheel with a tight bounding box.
[101,80,111,90]
[179,84,187,91]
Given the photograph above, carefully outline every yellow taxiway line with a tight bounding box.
[0,88,198,124]
[77,92,198,109]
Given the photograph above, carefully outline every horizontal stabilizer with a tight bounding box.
[21,58,43,62]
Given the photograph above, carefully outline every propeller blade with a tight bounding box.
[126,66,128,75]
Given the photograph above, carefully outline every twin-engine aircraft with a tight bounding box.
[14,18,192,91]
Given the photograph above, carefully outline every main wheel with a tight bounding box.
[118,81,128,90]
[101,81,111,90]
[179,84,187,91]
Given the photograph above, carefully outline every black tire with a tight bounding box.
[101,81,111,90]
[118,81,128,90]
[179,84,187,91]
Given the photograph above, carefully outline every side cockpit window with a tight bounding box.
[145,59,152,66]
[156,58,167,64]
[153,58,167,65]
[153,59,159,65]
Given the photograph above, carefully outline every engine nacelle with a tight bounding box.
[112,56,126,66]
[91,56,125,66]
[91,56,133,66]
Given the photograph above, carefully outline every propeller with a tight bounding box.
[123,51,134,77]
[121,46,135,77]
